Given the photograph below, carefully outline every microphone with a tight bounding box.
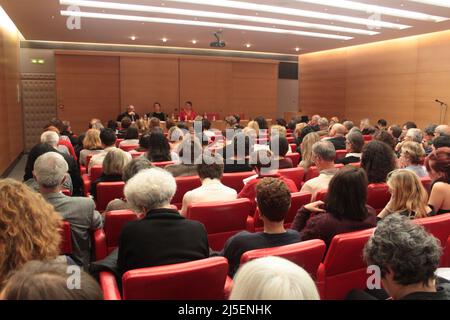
[435,99,447,105]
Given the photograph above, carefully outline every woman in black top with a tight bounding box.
[147,102,167,121]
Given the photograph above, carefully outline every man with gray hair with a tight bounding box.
[34,152,102,270]
[336,130,364,165]
[317,117,330,137]
[343,120,354,133]
[434,124,450,138]
[361,214,450,300]
[300,141,338,200]
[41,131,69,155]
[395,128,424,153]
[117,168,209,277]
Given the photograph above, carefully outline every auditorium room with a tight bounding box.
[1,0,450,306]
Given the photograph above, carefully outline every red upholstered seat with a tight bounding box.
[304,166,320,182]
[420,176,432,194]
[286,136,295,143]
[335,150,348,160]
[366,183,390,213]
[115,139,123,147]
[96,182,125,212]
[349,162,361,168]
[129,151,146,159]
[285,152,300,166]
[278,167,305,190]
[100,257,232,300]
[59,221,73,255]
[171,176,202,209]
[94,210,138,260]
[83,164,103,196]
[315,189,328,202]
[240,239,326,279]
[289,143,297,153]
[249,192,312,231]
[316,228,375,300]
[221,171,256,193]
[444,236,450,267]
[363,135,373,142]
[187,198,254,251]
[119,145,138,152]
[61,189,71,196]
[152,161,175,168]
[414,213,450,266]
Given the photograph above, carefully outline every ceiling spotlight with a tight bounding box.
[245,43,251,48]
[192,39,197,44]
[130,35,136,40]
[295,47,301,52]
[162,37,168,42]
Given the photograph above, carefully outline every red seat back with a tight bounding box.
[367,183,390,213]
[420,176,432,194]
[221,171,256,193]
[59,221,73,255]
[414,213,450,250]
[286,136,295,143]
[152,161,175,168]
[171,176,202,208]
[304,166,320,182]
[278,167,305,190]
[251,192,312,231]
[86,155,93,169]
[90,165,103,183]
[129,151,146,159]
[187,199,254,251]
[285,152,300,166]
[61,189,71,196]
[363,135,372,142]
[289,144,297,153]
[335,150,348,160]
[115,139,123,147]
[317,228,375,300]
[241,240,326,279]
[120,145,138,152]
[349,162,361,168]
[104,210,139,254]
[315,189,328,202]
[122,257,229,300]
[96,182,125,212]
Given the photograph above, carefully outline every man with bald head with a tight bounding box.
[117,105,140,122]
[434,124,450,138]
[309,114,321,131]
[327,123,347,150]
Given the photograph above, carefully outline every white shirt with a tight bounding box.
[300,168,338,201]
[181,178,237,216]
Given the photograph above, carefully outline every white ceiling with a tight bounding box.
[2,0,450,55]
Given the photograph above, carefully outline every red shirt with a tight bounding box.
[237,174,298,207]
[179,109,197,121]
[58,139,77,162]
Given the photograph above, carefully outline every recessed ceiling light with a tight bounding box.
[292,0,448,22]
[295,47,301,52]
[191,39,197,44]
[60,11,354,40]
[130,35,136,40]
[58,0,377,35]
[162,37,168,42]
[245,43,251,48]
[408,0,450,8]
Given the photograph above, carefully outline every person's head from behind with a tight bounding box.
[329,116,339,126]
[124,127,139,140]
[399,141,425,167]
[254,116,268,130]
[388,125,402,140]
[343,120,354,133]
[124,168,176,212]
[1,261,102,300]
[0,179,61,286]
[326,166,369,221]
[147,131,171,162]
[329,123,345,137]
[373,130,396,150]
[345,130,364,154]
[107,120,117,131]
[311,141,336,170]
[386,169,429,218]
[99,128,117,148]
[230,256,319,300]
[103,148,131,177]
[270,135,289,158]
[425,147,450,183]
[402,121,417,137]
[33,152,68,191]
[148,117,160,131]
[294,122,307,138]
[40,131,59,149]
[246,120,260,136]
[137,134,151,151]
[197,153,224,181]
[433,135,450,150]
[434,124,450,138]
[232,133,251,159]
[405,128,423,144]
[310,114,320,126]
[135,119,148,134]
[225,116,237,128]
[256,178,291,224]
[360,118,370,130]
[83,129,102,150]
[275,118,287,128]
[300,132,321,166]
[202,118,211,132]
[361,140,397,183]
[177,135,203,164]
[424,124,438,142]
[250,150,274,175]
[377,119,387,129]
[364,214,441,300]
[270,125,287,137]
[317,117,329,131]
[122,158,152,183]
[299,125,316,143]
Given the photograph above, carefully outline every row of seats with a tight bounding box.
[97,212,450,300]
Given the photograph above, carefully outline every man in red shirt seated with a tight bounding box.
[179,101,197,121]
[237,150,298,207]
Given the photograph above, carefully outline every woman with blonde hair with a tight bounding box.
[135,118,149,135]
[245,120,260,137]
[90,148,131,200]
[79,129,103,166]
[378,169,432,220]
[148,117,160,133]
[399,141,428,178]
[229,256,320,300]
[270,125,287,137]
[299,132,321,171]
[0,179,62,286]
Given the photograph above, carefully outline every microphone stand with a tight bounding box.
[436,100,448,124]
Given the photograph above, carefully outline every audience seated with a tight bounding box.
[135,133,151,152]
[376,119,388,131]
[75,118,104,157]
[425,148,450,214]
[117,105,140,122]
[90,148,130,200]
[335,130,364,165]
[105,158,152,213]
[359,118,370,132]
[308,115,321,132]
[79,129,103,166]
[373,130,396,150]
[135,118,149,135]
[326,123,346,150]
[89,129,131,173]
[118,117,132,138]
[0,261,103,300]
[270,125,287,137]
[229,256,319,300]
[388,124,402,144]
[270,135,293,169]
[119,127,139,148]
[222,178,301,277]
[292,166,376,247]
[181,153,236,216]
[424,124,438,154]
[300,141,338,200]
[0,179,62,286]
[400,121,418,140]
[298,132,321,172]
[165,135,202,177]
[223,133,253,173]
[361,140,397,184]
[361,214,449,300]
[168,126,185,151]
[254,116,268,131]
[316,117,329,137]
[117,168,209,278]
[433,135,450,151]
[238,150,298,206]
[378,169,432,220]
[434,124,450,138]
[148,117,161,133]
[395,128,423,153]
[343,120,354,133]
[146,131,179,163]
[34,152,103,269]
[398,141,428,178]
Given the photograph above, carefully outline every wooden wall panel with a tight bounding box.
[299,29,450,128]
[55,55,120,133]
[120,57,179,116]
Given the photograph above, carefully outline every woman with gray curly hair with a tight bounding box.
[361,214,449,300]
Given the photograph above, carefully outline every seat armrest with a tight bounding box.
[94,228,108,261]
[224,276,233,299]
[100,271,121,300]
[82,174,91,197]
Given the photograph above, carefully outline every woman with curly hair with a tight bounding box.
[0,179,62,287]
[361,140,398,184]
[425,147,450,215]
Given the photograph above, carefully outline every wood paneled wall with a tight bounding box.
[299,30,450,129]
[55,52,278,133]
[0,14,23,175]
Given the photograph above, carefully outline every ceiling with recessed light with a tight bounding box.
[1,0,450,55]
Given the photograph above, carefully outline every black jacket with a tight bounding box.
[117,209,209,277]
[328,136,346,150]
[117,112,140,122]
[335,155,361,165]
